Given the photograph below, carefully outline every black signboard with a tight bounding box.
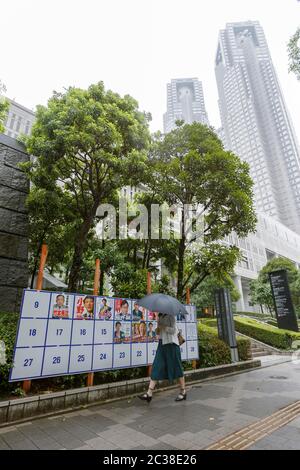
[214,288,239,362]
[269,269,299,332]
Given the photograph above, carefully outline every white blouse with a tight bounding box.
[157,314,179,346]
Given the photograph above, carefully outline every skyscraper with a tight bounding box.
[163,78,209,133]
[216,21,300,234]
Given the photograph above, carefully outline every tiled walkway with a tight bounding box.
[0,359,299,450]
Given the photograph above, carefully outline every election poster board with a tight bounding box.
[9,289,199,382]
[269,270,299,332]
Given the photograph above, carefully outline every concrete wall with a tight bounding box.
[0,134,29,313]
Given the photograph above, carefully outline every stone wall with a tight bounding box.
[0,134,29,313]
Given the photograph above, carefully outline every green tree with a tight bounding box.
[288,28,300,80]
[25,82,150,291]
[0,80,8,133]
[150,122,256,299]
[249,278,274,315]
[192,273,240,314]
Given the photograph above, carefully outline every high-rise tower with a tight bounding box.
[163,78,209,133]
[216,21,300,234]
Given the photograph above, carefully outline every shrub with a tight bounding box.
[196,323,251,367]
[234,316,300,349]
[0,312,19,395]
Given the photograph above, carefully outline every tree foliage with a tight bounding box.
[25,82,150,291]
[0,80,8,133]
[288,28,300,81]
[149,122,256,299]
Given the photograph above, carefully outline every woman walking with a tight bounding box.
[138,312,186,403]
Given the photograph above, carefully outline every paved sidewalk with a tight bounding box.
[0,360,299,450]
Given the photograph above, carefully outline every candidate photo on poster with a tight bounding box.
[148,310,158,321]
[114,299,132,321]
[147,321,157,341]
[114,321,131,343]
[97,297,113,320]
[75,295,94,320]
[132,301,145,321]
[138,320,147,342]
[52,294,69,318]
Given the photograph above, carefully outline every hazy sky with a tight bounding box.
[1,0,300,134]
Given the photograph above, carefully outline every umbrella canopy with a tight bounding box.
[137,293,188,317]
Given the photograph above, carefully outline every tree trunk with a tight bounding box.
[68,209,97,292]
[100,270,104,295]
[177,234,186,300]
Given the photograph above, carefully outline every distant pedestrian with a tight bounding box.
[138,313,186,403]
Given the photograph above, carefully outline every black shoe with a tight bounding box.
[138,393,152,403]
[175,392,187,402]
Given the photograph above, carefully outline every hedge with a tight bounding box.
[197,323,251,366]
[234,316,300,350]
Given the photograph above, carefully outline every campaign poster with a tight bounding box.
[147,310,158,321]
[147,320,158,342]
[114,298,132,321]
[74,295,95,320]
[51,293,71,319]
[96,296,114,320]
[132,301,146,321]
[113,320,131,343]
[131,320,148,343]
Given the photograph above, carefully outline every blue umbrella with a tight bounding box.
[137,293,188,317]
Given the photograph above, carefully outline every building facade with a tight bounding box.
[163,78,209,133]
[3,98,35,139]
[215,21,300,235]
[227,211,300,312]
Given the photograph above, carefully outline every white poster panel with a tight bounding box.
[45,319,72,346]
[131,343,147,366]
[113,343,131,368]
[10,347,44,380]
[71,320,94,345]
[177,322,186,339]
[16,318,48,348]
[92,344,113,370]
[185,305,196,322]
[179,341,188,361]
[21,290,51,319]
[68,345,93,373]
[186,323,198,341]
[187,340,198,360]
[42,346,69,376]
[93,321,114,344]
[147,341,158,365]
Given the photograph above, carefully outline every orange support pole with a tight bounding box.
[187,286,197,370]
[23,244,48,394]
[36,244,48,290]
[87,259,101,387]
[186,287,191,305]
[147,271,152,378]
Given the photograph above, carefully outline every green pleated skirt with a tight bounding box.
[151,340,184,382]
